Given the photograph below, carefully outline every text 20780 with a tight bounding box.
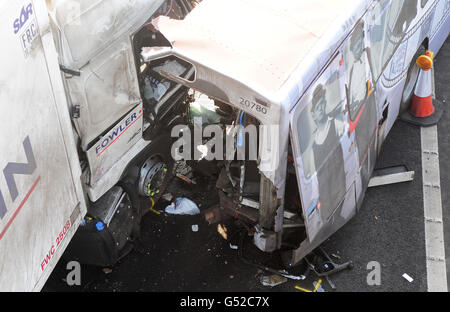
[239,97,268,115]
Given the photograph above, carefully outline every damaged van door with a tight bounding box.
[290,53,357,248]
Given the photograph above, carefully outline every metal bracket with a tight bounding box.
[59,64,81,77]
[303,247,353,291]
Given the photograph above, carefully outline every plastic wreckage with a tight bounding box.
[1,0,449,291]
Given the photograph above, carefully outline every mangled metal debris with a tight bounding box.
[260,275,288,287]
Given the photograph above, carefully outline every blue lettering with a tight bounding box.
[109,128,120,141]
[13,20,20,34]
[13,3,33,34]
[95,111,140,155]
[0,190,6,220]
[30,23,36,37]
[0,136,37,220]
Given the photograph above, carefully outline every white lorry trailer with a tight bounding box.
[0,0,196,291]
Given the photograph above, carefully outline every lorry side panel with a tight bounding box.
[0,0,86,291]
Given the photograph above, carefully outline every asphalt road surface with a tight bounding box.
[43,36,450,293]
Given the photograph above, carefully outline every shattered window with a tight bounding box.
[297,59,346,179]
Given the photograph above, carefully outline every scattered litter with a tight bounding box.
[260,275,288,287]
[295,279,325,292]
[217,224,228,240]
[161,193,173,202]
[229,243,238,250]
[192,224,199,232]
[331,253,341,260]
[176,173,197,185]
[402,273,414,283]
[313,280,325,292]
[174,161,193,176]
[149,207,161,215]
[165,198,200,215]
[204,206,222,225]
[283,211,297,219]
[295,285,313,292]
[102,268,113,275]
[229,275,234,279]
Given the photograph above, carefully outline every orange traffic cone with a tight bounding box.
[401,50,443,127]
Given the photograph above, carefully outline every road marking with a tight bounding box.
[421,126,447,292]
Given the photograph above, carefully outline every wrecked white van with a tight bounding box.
[141,0,450,268]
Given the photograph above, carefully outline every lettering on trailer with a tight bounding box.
[95,110,142,157]
[13,3,39,58]
[0,137,39,241]
[0,136,37,219]
[13,3,33,34]
[41,219,71,272]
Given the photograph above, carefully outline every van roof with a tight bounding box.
[152,0,369,100]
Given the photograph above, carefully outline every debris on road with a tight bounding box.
[176,173,197,185]
[217,224,228,240]
[295,279,325,292]
[331,253,341,260]
[203,206,223,225]
[260,275,288,287]
[229,243,238,250]
[313,280,325,292]
[192,224,199,232]
[161,193,173,202]
[294,285,310,292]
[102,268,113,275]
[165,198,200,215]
[149,207,162,215]
[402,273,414,283]
[174,161,196,185]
